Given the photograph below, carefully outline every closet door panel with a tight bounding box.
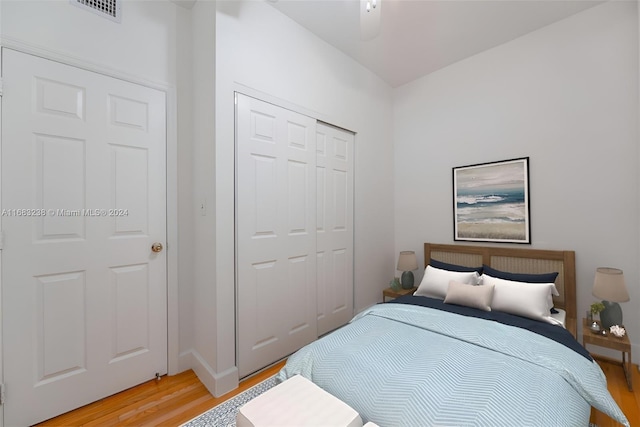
[316,123,354,336]
[236,94,317,378]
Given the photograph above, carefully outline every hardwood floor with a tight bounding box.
[38,359,639,427]
[36,361,286,427]
[591,358,640,427]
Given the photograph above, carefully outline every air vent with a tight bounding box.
[70,0,122,23]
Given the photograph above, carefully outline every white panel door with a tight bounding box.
[316,123,354,336]
[1,49,167,426]
[236,94,317,378]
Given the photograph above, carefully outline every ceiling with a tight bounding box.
[268,0,605,88]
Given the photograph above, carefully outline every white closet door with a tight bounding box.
[236,94,317,378]
[316,123,354,336]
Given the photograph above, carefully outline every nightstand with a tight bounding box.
[582,318,633,391]
[383,287,417,302]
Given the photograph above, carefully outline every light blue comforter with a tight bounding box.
[277,303,629,427]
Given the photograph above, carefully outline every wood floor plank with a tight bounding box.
[37,371,201,426]
[118,390,209,426]
[37,362,286,427]
[590,359,640,427]
[38,359,638,426]
[83,383,204,427]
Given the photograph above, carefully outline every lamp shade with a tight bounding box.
[592,267,629,303]
[397,251,418,271]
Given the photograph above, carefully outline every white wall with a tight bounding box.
[1,0,178,87]
[201,0,395,395]
[188,0,221,393]
[176,1,195,372]
[393,1,640,361]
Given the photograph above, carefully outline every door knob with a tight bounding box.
[151,242,164,253]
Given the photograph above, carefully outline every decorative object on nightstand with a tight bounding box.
[389,277,401,292]
[589,301,604,322]
[397,251,418,290]
[592,267,629,329]
[610,325,626,338]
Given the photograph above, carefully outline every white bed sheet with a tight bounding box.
[552,308,566,327]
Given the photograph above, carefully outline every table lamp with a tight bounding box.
[592,267,629,329]
[397,251,418,289]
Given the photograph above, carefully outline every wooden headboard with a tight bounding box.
[424,243,577,337]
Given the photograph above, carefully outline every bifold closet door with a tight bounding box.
[236,94,318,378]
[316,123,354,336]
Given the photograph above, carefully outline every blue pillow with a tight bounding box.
[482,265,558,284]
[430,259,483,274]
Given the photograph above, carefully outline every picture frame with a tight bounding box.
[453,157,530,244]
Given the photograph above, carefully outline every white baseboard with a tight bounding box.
[190,349,240,397]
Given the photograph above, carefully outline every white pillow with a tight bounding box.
[444,280,494,311]
[414,266,480,300]
[480,273,559,314]
[482,274,562,325]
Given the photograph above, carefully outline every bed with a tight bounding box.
[277,243,629,427]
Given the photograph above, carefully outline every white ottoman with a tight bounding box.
[236,375,363,427]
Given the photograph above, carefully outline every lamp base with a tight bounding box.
[599,300,623,329]
[401,271,414,289]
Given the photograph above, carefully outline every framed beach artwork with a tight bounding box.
[453,157,530,244]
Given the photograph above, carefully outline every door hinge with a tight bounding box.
[1,383,6,405]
